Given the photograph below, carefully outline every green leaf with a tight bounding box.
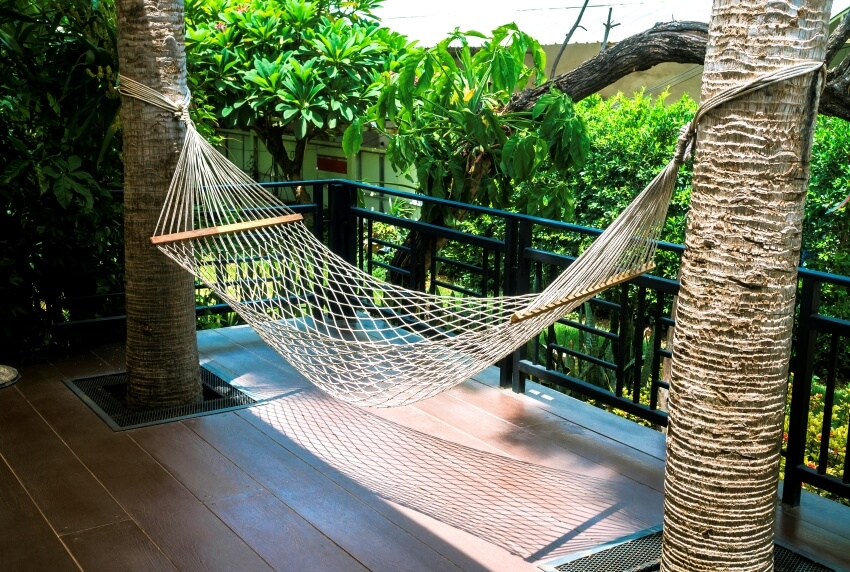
[512,137,537,181]
[500,137,518,176]
[342,119,364,156]
[53,178,73,209]
[1,159,30,184]
[295,116,308,139]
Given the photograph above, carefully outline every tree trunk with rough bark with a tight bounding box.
[661,1,831,570]
[117,0,201,410]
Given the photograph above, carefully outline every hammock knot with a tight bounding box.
[673,122,694,166]
[174,91,193,125]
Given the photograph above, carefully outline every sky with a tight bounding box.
[375,0,850,46]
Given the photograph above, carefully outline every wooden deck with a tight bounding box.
[2,325,848,571]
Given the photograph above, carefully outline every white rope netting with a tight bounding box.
[118,60,822,407]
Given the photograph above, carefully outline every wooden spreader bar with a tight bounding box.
[510,263,655,323]
[150,214,303,245]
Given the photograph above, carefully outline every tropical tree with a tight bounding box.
[185,0,409,184]
[346,25,589,220]
[116,0,201,409]
[660,1,832,570]
[343,25,589,286]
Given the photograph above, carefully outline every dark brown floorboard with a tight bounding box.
[0,387,127,535]
[64,520,177,572]
[3,332,845,572]
[210,490,371,572]
[0,453,79,572]
[775,490,850,569]
[129,422,263,503]
[132,422,370,571]
[15,367,274,572]
[186,412,468,572]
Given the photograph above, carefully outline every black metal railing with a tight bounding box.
[57,179,849,506]
[783,269,850,506]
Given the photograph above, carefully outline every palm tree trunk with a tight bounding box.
[116,0,201,409]
[661,1,831,570]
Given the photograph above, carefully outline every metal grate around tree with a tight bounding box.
[540,529,838,572]
[66,366,257,431]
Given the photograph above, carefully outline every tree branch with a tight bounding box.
[507,19,850,122]
[826,11,850,65]
[509,22,708,112]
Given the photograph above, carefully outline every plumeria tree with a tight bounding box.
[185,0,410,183]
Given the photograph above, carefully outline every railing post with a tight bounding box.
[325,182,357,318]
[327,181,357,265]
[615,284,630,398]
[783,276,820,507]
[312,182,325,240]
[499,219,519,389]
[632,286,647,404]
[505,220,533,393]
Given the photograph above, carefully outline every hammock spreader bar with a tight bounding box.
[150,213,304,245]
[510,263,655,323]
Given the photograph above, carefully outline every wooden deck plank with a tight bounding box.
[185,412,468,572]
[90,342,126,371]
[0,388,127,535]
[240,397,653,565]
[132,421,372,571]
[200,331,657,566]
[365,403,508,455]
[775,508,850,570]
[15,371,274,572]
[412,391,625,480]
[0,453,79,572]
[64,520,177,572]
[525,417,666,492]
[409,392,665,530]
[1,332,843,571]
[384,499,539,571]
[129,422,263,503]
[211,489,371,572]
[775,487,850,570]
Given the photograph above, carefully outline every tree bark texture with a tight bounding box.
[117,0,201,409]
[508,17,850,122]
[661,2,831,571]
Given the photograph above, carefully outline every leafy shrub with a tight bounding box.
[804,115,850,277]
[0,0,124,361]
[525,90,697,280]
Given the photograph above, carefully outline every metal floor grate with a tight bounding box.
[66,367,257,431]
[541,528,837,572]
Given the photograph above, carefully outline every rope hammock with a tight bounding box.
[117,61,822,408]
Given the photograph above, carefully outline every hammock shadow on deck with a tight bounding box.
[203,326,655,562]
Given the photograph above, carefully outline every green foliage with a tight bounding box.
[571,91,696,236]
[345,25,589,222]
[0,0,123,360]
[801,116,850,380]
[186,0,408,179]
[804,114,850,278]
